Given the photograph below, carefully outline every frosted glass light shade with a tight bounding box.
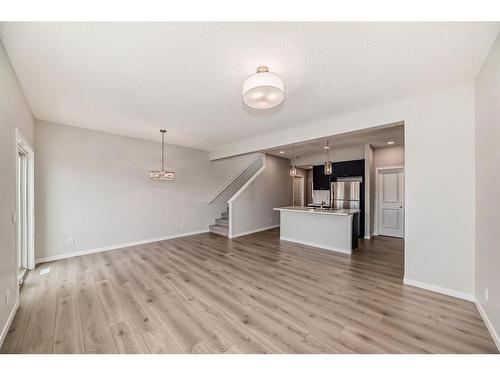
[243,67,284,109]
[150,170,176,180]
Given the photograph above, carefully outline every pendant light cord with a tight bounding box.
[160,129,166,171]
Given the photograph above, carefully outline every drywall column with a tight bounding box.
[364,144,373,239]
[0,41,34,346]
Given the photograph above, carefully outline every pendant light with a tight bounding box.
[324,140,333,175]
[289,144,297,177]
[243,66,284,109]
[150,129,175,181]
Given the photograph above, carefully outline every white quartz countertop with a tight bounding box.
[273,206,360,216]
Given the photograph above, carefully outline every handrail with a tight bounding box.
[227,155,267,237]
[228,155,267,204]
[207,153,264,204]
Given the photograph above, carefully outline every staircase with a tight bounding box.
[209,206,229,236]
[207,153,265,238]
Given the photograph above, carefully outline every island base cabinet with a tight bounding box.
[277,209,355,255]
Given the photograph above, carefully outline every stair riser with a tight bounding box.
[215,219,229,227]
[209,225,229,237]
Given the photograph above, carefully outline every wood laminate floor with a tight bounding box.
[1,229,497,354]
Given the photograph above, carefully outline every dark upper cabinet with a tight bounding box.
[332,162,345,178]
[345,160,365,177]
[331,159,364,179]
[312,165,330,190]
[313,160,365,189]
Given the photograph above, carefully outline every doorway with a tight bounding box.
[16,130,35,285]
[292,176,304,206]
[376,167,404,238]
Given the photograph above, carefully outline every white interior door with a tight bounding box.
[293,177,304,206]
[377,168,404,238]
[17,150,29,282]
[16,130,35,284]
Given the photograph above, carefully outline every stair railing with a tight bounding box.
[207,153,264,204]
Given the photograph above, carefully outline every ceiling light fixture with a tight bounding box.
[387,141,395,145]
[150,129,175,181]
[243,66,284,109]
[279,151,285,154]
[324,140,333,175]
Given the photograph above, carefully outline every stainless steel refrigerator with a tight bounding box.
[330,177,362,210]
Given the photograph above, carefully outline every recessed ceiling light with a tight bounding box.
[279,151,284,154]
[243,66,284,109]
[387,141,395,145]
[323,146,330,149]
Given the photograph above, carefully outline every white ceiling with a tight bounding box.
[266,122,404,161]
[1,22,498,151]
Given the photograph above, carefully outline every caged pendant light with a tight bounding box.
[324,140,333,175]
[289,144,297,177]
[150,129,175,181]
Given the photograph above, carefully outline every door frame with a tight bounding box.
[15,129,35,282]
[292,175,305,206]
[374,165,405,237]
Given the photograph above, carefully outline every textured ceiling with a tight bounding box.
[1,22,498,150]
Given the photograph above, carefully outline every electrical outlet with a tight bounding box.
[180,223,185,229]
[67,238,75,245]
[12,212,16,224]
[5,290,10,304]
[485,288,489,301]
[269,217,273,223]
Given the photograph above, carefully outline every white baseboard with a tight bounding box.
[403,277,474,302]
[0,298,19,350]
[280,236,352,255]
[476,301,500,351]
[36,229,209,264]
[230,225,279,239]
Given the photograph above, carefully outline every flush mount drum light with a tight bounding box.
[243,66,284,109]
[150,129,175,181]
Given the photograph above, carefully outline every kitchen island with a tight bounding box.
[273,206,360,255]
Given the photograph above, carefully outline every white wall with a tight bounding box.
[0,41,34,345]
[230,155,292,237]
[34,120,255,262]
[211,82,477,300]
[475,34,500,349]
[373,145,405,168]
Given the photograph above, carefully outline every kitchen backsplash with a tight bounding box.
[312,190,330,205]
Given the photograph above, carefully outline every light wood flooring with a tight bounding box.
[1,229,497,353]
